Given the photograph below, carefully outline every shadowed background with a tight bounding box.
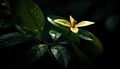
[38,0,119,68]
[0,0,119,69]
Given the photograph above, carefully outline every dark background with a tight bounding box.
[0,0,119,69]
[38,0,119,68]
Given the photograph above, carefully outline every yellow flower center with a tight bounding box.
[49,15,95,33]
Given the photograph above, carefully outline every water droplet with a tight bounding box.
[36,51,40,54]
[35,29,39,32]
[34,12,36,14]
[38,16,40,18]
[33,8,36,11]
[41,27,44,30]
[30,10,33,13]
[35,7,38,9]
[51,48,58,56]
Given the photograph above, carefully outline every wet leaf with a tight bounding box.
[47,15,80,43]
[85,34,103,54]
[14,25,26,34]
[16,0,44,39]
[49,30,62,41]
[0,32,31,48]
[47,15,69,33]
[0,17,16,29]
[51,45,73,67]
[47,15,68,27]
[77,29,103,54]
[68,32,80,44]
[77,29,93,41]
[71,42,93,64]
[14,44,48,66]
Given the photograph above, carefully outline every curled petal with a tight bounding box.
[70,15,75,26]
[70,27,78,33]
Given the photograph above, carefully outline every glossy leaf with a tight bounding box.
[77,29,103,54]
[71,42,93,64]
[77,29,93,41]
[47,15,70,34]
[47,15,68,28]
[16,0,44,39]
[14,44,48,66]
[0,18,15,29]
[68,33,81,44]
[92,34,103,53]
[0,32,31,48]
[85,34,103,54]
[15,25,26,34]
[51,45,73,67]
[47,15,80,43]
[49,30,62,41]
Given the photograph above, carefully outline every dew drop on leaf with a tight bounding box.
[41,27,44,30]
[35,29,39,32]
[30,10,33,13]
[34,12,37,14]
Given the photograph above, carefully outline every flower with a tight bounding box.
[53,15,95,33]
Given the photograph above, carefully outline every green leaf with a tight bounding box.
[51,44,73,67]
[47,15,69,33]
[0,32,31,48]
[14,25,26,34]
[85,34,103,54]
[92,35,103,53]
[47,15,80,43]
[71,42,93,65]
[77,29,103,54]
[14,44,48,66]
[0,18,15,29]
[68,33,81,44]
[49,30,62,41]
[77,29,93,41]
[16,0,44,39]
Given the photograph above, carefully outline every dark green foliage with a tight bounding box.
[15,0,44,39]
[51,44,73,67]
[14,44,48,66]
[0,32,31,48]
[0,0,104,68]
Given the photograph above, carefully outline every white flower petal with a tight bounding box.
[75,21,95,27]
[54,19,71,27]
[70,15,75,26]
[70,27,78,33]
